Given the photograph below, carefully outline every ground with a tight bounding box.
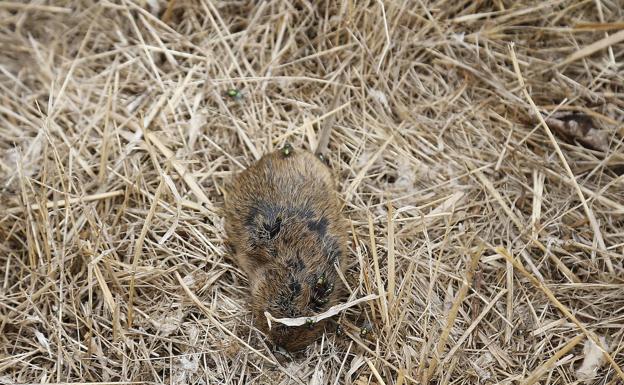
[1,1,623,384]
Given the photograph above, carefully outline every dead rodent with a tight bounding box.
[224,145,348,351]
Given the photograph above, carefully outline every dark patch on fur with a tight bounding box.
[275,296,292,314]
[304,272,319,287]
[307,217,328,238]
[244,201,277,228]
[289,278,301,296]
[246,201,315,235]
[287,257,305,272]
[274,291,301,317]
[263,216,282,239]
[272,274,304,318]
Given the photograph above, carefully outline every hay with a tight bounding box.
[1,0,623,384]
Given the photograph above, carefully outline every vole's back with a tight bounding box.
[224,149,345,278]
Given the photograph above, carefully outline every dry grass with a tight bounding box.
[1,1,624,384]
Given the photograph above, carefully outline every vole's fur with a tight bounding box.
[224,148,348,351]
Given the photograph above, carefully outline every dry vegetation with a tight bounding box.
[1,0,624,384]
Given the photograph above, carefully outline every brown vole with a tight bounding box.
[224,145,348,351]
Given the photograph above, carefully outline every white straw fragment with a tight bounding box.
[264,294,379,329]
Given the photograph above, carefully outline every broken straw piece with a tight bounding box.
[264,294,379,330]
[34,330,52,357]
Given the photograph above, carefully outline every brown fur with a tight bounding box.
[224,148,348,351]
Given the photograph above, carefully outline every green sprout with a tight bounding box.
[226,88,242,100]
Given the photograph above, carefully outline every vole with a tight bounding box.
[224,125,347,351]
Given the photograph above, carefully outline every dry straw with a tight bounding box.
[1,1,623,384]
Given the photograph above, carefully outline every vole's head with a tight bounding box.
[247,229,343,351]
